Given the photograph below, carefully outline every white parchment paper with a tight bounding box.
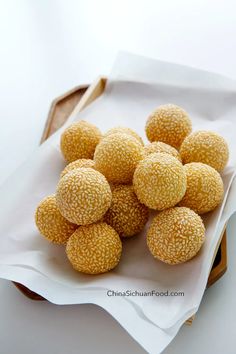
[1,52,236,354]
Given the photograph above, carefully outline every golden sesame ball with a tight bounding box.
[147,207,205,265]
[60,120,102,162]
[60,159,95,179]
[178,163,224,214]
[56,168,112,225]
[66,222,122,274]
[104,185,149,237]
[144,141,182,162]
[35,195,77,244]
[133,153,186,210]
[145,104,192,149]
[180,131,229,172]
[94,133,144,184]
[104,127,144,145]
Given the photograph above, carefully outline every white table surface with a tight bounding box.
[1,1,236,353]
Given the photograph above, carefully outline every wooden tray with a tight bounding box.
[13,78,227,319]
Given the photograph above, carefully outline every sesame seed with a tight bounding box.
[66,222,122,274]
[145,104,192,149]
[103,126,144,145]
[60,159,96,179]
[56,168,112,225]
[178,162,224,214]
[133,153,186,210]
[35,195,77,244]
[147,207,205,264]
[94,133,144,184]
[180,130,229,172]
[104,184,149,237]
[143,141,182,162]
[60,120,102,162]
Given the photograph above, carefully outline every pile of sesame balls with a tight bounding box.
[35,104,229,274]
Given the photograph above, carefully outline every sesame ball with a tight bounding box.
[94,133,144,184]
[104,185,149,237]
[66,222,122,274]
[56,168,112,225]
[180,131,229,172]
[145,104,192,149]
[178,163,224,214]
[147,207,205,265]
[35,195,77,244]
[104,127,144,145]
[60,159,95,179]
[60,120,102,162]
[144,141,181,162]
[133,153,186,210]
